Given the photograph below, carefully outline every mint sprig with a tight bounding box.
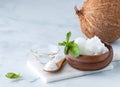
[5,72,21,79]
[58,32,80,57]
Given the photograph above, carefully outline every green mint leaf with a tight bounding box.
[70,40,74,44]
[58,32,80,58]
[5,72,21,79]
[66,32,71,43]
[68,40,74,47]
[64,46,68,55]
[58,41,66,46]
[69,43,80,57]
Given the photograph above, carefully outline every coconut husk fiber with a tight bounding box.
[75,0,120,42]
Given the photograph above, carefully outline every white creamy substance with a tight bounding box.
[75,37,86,55]
[43,55,64,71]
[43,61,58,71]
[75,36,108,55]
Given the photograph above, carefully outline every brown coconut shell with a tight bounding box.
[75,0,120,43]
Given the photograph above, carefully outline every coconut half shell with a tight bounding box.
[75,0,120,42]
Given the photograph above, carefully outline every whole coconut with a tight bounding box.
[75,0,120,42]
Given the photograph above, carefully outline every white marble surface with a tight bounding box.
[0,0,120,87]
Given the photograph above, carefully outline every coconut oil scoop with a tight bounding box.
[43,55,66,72]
